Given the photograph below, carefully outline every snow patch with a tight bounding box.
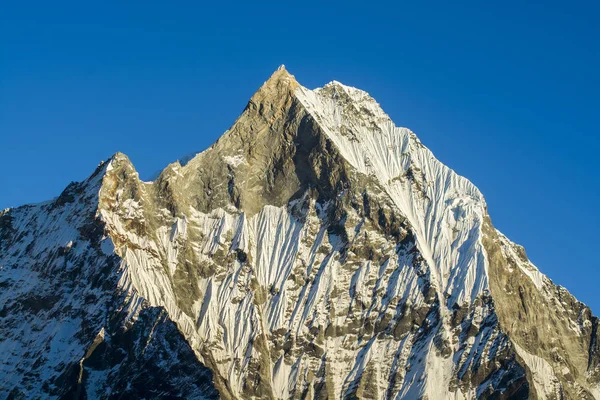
[100,238,115,256]
[222,154,245,167]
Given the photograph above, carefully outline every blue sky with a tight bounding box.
[1,1,598,312]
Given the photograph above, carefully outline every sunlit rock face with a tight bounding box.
[1,66,598,399]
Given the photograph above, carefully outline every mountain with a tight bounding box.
[1,66,598,400]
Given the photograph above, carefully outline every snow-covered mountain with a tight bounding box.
[1,66,598,399]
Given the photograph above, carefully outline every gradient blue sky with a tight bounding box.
[1,1,598,312]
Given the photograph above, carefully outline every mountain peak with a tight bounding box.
[2,68,599,400]
[256,64,298,95]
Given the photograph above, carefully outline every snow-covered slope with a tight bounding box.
[295,82,488,308]
[1,66,598,399]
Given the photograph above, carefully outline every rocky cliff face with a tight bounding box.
[1,66,598,399]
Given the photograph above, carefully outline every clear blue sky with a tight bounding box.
[1,1,598,313]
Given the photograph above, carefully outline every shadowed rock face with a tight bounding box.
[1,67,598,399]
